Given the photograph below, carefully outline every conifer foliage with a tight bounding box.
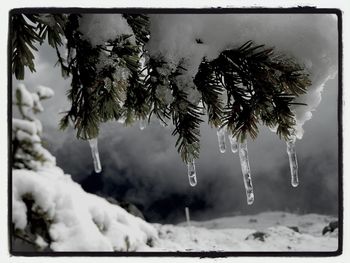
[11,13,311,164]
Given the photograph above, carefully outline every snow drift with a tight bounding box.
[12,166,157,251]
[150,212,338,252]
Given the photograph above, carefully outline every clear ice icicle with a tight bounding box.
[238,140,254,205]
[139,119,146,130]
[228,134,238,153]
[88,138,102,173]
[187,160,197,187]
[216,127,226,153]
[286,136,299,187]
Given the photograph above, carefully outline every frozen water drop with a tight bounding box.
[238,139,254,205]
[88,138,102,173]
[139,119,146,130]
[246,190,254,205]
[217,127,226,153]
[286,136,299,187]
[187,160,197,187]
[228,134,238,153]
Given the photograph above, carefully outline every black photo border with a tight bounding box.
[7,6,343,257]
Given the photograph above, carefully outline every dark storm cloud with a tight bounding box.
[14,21,339,223]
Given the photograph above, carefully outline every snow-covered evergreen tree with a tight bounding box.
[12,84,55,170]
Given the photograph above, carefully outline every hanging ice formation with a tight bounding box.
[238,140,254,205]
[139,118,146,130]
[187,159,197,187]
[88,138,102,173]
[217,127,226,153]
[228,134,238,153]
[286,135,299,187]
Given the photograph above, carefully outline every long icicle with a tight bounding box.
[228,134,238,153]
[286,136,299,187]
[238,139,254,205]
[88,138,102,173]
[217,127,226,153]
[187,159,197,187]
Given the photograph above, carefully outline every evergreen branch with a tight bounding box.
[195,40,311,142]
[143,58,172,123]
[170,66,203,163]
[122,14,150,45]
[11,12,312,164]
[194,59,224,127]
[11,14,42,79]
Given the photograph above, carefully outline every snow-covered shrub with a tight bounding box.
[12,166,158,251]
[11,84,158,252]
[12,84,55,170]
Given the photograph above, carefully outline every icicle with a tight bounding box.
[228,134,238,153]
[139,119,146,130]
[238,140,254,205]
[187,159,197,187]
[286,136,299,187]
[88,138,102,173]
[216,127,226,153]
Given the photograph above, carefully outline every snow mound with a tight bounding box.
[187,211,337,236]
[35,85,55,100]
[79,14,134,46]
[151,212,338,251]
[12,166,157,251]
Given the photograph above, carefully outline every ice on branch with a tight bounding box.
[286,136,299,187]
[88,138,102,173]
[187,160,197,187]
[238,140,254,205]
[217,127,226,153]
[228,134,238,153]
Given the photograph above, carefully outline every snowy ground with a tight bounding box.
[12,166,338,252]
[148,212,338,252]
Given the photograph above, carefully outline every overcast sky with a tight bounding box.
[12,14,339,223]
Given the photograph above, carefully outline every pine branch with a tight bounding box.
[106,36,151,124]
[170,65,203,163]
[194,58,224,128]
[143,58,172,124]
[122,14,150,45]
[196,41,311,142]
[11,12,312,163]
[11,14,42,79]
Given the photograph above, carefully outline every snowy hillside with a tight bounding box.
[150,212,338,252]
[12,166,157,251]
[12,165,338,252]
